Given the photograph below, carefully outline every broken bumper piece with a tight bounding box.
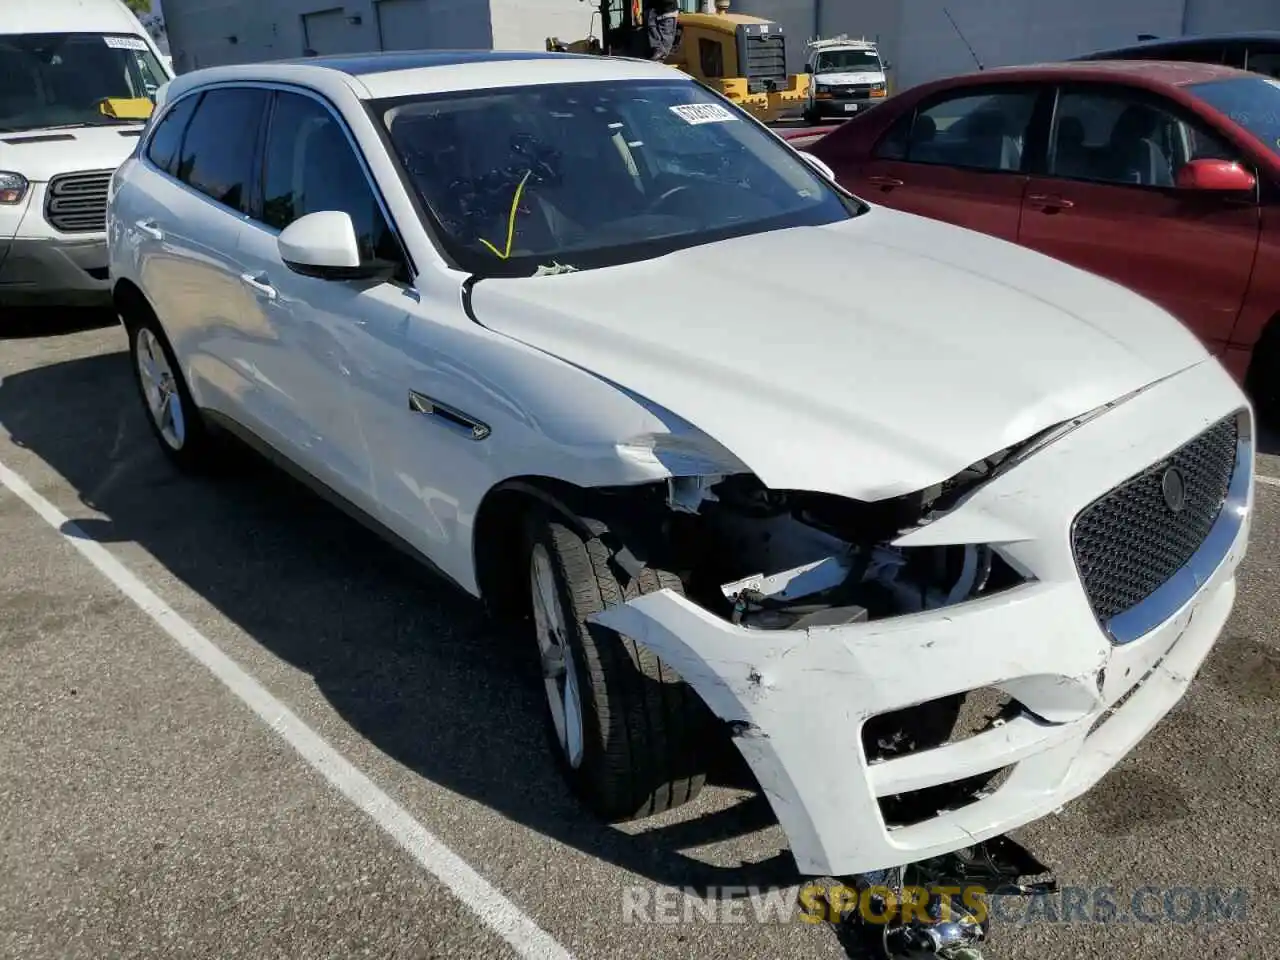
[592,360,1253,877]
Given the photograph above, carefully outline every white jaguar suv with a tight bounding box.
[106,50,1254,881]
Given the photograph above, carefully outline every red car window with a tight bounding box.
[872,88,1038,173]
[1049,87,1243,187]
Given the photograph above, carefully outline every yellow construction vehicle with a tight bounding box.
[546,0,810,123]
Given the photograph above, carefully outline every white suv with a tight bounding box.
[107,50,1254,883]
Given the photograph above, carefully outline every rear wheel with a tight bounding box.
[126,310,220,473]
[523,507,708,821]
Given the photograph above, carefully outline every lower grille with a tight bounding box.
[45,170,113,233]
[1071,413,1240,624]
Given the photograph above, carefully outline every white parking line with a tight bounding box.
[1258,475,1280,487]
[0,458,574,960]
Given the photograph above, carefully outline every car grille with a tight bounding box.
[744,34,786,91]
[44,170,114,233]
[1071,413,1240,624]
[831,84,874,97]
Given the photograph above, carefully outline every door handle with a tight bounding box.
[868,175,904,188]
[134,218,163,240]
[1027,194,1075,211]
[240,272,277,300]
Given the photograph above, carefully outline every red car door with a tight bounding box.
[1017,83,1260,355]
[842,84,1043,241]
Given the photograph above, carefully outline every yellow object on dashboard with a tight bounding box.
[98,97,154,120]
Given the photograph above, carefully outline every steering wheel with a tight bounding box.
[646,184,693,214]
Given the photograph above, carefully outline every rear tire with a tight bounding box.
[125,308,220,474]
[523,507,708,821]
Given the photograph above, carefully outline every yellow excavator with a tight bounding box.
[546,0,810,123]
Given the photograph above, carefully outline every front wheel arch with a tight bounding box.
[1244,310,1280,426]
[112,277,155,334]
[471,476,668,622]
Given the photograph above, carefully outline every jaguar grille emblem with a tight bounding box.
[1161,467,1187,515]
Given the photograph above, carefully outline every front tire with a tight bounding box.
[126,310,219,474]
[524,508,708,821]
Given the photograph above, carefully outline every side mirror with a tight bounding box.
[803,63,813,73]
[799,150,836,181]
[1176,158,1256,192]
[278,210,383,280]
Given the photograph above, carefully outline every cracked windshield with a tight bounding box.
[377,79,856,274]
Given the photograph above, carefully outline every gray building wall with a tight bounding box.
[895,0,1185,89]
[894,0,1280,90]
[492,0,592,50]
[737,0,1280,93]
[162,0,583,72]
[1184,0,1280,34]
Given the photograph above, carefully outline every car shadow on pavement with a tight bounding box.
[0,307,119,340]
[0,350,802,897]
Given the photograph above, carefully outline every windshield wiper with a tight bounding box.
[9,118,145,132]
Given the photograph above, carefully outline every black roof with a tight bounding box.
[274,48,603,75]
[1077,30,1280,59]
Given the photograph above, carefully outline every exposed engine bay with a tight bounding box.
[688,472,1025,631]
[584,445,1041,829]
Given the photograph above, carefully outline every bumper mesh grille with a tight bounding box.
[1072,414,1239,622]
[45,170,113,233]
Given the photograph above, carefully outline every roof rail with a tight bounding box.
[805,34,877,51]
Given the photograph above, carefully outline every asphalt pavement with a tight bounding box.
[1,310,1277,960]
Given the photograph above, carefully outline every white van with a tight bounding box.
[802,36,888,122]
[1,0,172,307]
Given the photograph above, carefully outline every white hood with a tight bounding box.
[0,124,143,182]
[814,71,883,84]
[470,208,1209,501]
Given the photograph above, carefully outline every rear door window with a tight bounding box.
[175,86,268,213]
[874,88,1039,172]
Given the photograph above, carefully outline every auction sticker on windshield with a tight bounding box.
[104,35,151,50]
[670,103,737,125]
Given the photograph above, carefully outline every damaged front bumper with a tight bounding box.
[592,359,1254,877]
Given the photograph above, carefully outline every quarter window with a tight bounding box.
[145,92,199,176]
[873,89,1037,172]
[259,90,401,265]
[1245,48,1280,78]
[1048,89,1241,187]
[176,87,268,212]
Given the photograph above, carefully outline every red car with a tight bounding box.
[804,60,1280,419]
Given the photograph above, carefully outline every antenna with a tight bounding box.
[943,7,984,70]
